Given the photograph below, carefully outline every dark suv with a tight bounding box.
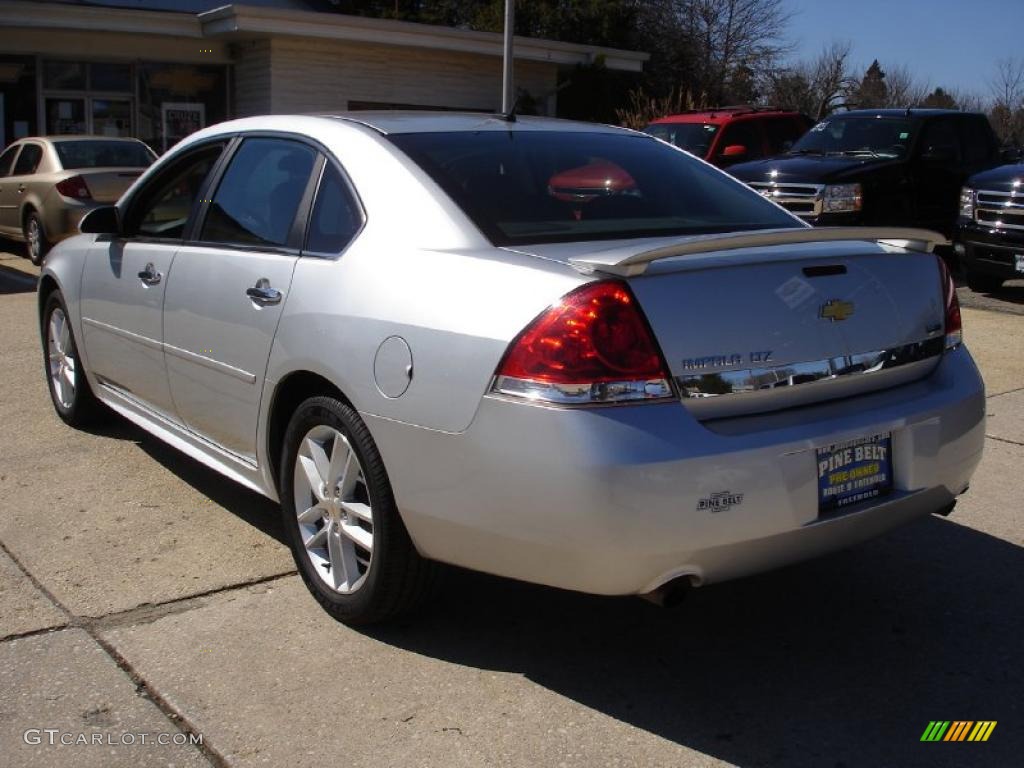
[957,162,1024,291]
[643,107,812,168]
[727,109,1004,236]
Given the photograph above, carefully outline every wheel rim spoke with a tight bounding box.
[47,309,75,408]
[293,424,375,595]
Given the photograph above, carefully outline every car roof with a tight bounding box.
[650,108,805,126]
[319,111,629,135]
[836,108,981,119]
[8,136,150,145]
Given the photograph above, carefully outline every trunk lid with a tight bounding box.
[77,169,145,203]
[509,237,948,419]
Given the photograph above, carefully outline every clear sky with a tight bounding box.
[785,0,1023,97]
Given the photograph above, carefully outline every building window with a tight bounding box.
[42,59,134,138]
[137,63,227,152]
[0,56,37,146]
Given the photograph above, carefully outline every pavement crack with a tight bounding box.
[985,434,1024,447]
[0,539,295,768]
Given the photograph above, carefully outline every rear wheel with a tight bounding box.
[280,396,436,624]
[42,291,103,427]
[965,270,1003,294]
[24,211,50,266]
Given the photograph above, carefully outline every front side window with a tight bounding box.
[764,118,807,156]
[792,117,914,158]
[12,144,42,175]
[643,123,719,157]
[919,119,961,162]
[128,144,224,239]
[305,163,363,253]
[54,140,155,170]
[717,121,764,161]
[389,131,800,247]
[201,138,316,248]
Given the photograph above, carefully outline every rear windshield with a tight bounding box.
[643,122,719,156]
[54,140,155,170]
[389,130,799,246]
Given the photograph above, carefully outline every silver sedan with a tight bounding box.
[38,113,985,624]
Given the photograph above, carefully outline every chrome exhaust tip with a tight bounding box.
[641,576,693,609]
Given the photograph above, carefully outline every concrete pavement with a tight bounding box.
[1,249,1022,767]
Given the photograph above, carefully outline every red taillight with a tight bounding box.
[55,175,91,200]
[937,256,962,349]
[492,280,673,404]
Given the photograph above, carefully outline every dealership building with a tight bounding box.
[0,0,646,151]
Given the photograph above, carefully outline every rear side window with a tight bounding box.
[643,123,718,157]
[961,117,997,163]
[389,130,799,247]
[305,162,363,253]
[12,144,42,175]
[0,145,18,177]
[54,140,154,170]
[129,144,224,239]
[201,137,316,248]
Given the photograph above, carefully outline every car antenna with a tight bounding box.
[502,93,521,123]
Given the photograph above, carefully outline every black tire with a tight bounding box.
[280,395,437,625]
[24,210,50,266]
[964,270,1003,294]
[42,291,104,427]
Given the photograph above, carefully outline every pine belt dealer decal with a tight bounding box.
[920,721,997,742]
[697,491,744,512]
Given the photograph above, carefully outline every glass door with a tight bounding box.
[91,98,132,137]
[45,97,87,134]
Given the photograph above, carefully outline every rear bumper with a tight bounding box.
[957,223,1024,279]
[365,346,985,595]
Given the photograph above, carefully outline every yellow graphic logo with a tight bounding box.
[819,299,855,322]
[920,721,997,742]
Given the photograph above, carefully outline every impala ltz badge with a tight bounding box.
[697,491,745,512]
[820,299,855,322]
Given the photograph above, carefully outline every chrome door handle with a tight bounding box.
[137,263,162,286]
[246,278,282,306]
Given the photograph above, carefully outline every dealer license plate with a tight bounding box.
[1015,253,1024,274]
[817,433,893,513]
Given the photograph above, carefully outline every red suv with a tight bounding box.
[643,107,813,168]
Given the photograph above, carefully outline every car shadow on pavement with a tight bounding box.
[368,516,1022,767]
[0,262,38,295]
[85,416,286,544]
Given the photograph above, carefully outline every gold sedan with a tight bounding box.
[0,136,155,265]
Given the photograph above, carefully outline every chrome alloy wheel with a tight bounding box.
[292,425,374,594]
[47,308,76,409]
[26,217,41,262]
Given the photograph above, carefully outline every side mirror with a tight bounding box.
[722,144,748,159]
[79,206,120,235]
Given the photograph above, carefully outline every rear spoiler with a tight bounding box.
[568,227,950,277]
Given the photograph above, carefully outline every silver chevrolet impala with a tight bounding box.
[38,113,985,624]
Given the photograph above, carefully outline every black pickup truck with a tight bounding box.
[956,163,1024,291]
[727,109,1005,237]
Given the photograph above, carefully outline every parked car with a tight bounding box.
[643,107,813,168]
[956,162,1024,291]
[727,109,1005,236]
[38,113,984,625]
[0,136,155,264]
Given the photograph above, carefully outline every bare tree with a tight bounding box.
[807,40,856,118]
[671,0,793,104]
[989,57,1024,144]
[884,63,929,108]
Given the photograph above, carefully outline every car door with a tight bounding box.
[0,143,23,235]
[161,135,319,461]
[2,142,43,234]
[79,141,227,419]
[914,116,963,231]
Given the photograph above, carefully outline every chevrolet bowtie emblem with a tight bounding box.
[820,299,855,322]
